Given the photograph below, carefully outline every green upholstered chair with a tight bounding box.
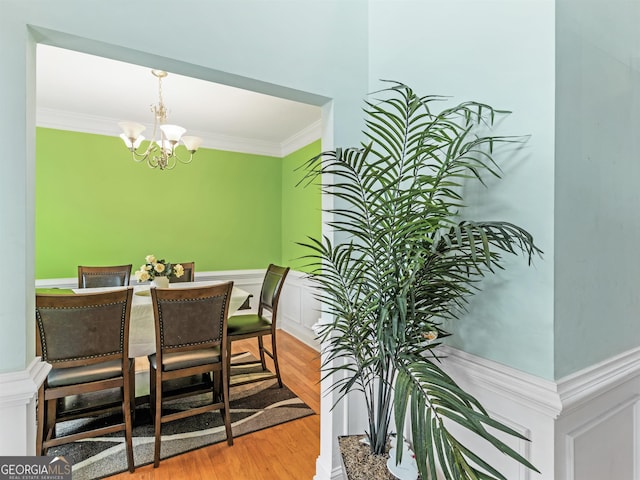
[226,264,290,388]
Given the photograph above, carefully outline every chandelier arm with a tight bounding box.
[173,150,195,165]
[148,155,160,169]
[163,154,177,170]
[128,138,159,163]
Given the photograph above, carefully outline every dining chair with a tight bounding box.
[148,282,234,467]
[226,264,290,388]
[77,264,132,288]
[169,261,195,283]
[35,288,135,473]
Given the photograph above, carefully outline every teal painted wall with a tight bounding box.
[369,1,556,379]
[36,127,319,279]
[554,0,640,378]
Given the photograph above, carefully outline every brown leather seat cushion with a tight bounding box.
[47,360,124,387]
[149,347,221,372]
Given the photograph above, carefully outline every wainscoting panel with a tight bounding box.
[435,345,640,480]
[565,396,638,480]
[279,271,320,350]
[415,345,560,479]
[554,347,640,480]
[316,344,640,480]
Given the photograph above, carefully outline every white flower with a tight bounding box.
[135,269,150,282]
[173,264,184,278]
[136,255,181,282]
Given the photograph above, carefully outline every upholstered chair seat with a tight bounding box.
[227,314,272,335]
[148,347,222,372]
[226,264,289,389]
[46,359,130,387]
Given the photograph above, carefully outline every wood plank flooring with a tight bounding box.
[107,330,321,480]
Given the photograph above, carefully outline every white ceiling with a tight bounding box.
[36,44,323,157]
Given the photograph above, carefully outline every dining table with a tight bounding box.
[37,281,252,359]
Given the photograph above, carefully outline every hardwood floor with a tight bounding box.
[107,330,321,480]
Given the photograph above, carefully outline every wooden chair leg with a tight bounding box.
[257,336,267,370]
[221,366,233,446]
[35,387,46,455]
[149,365,156,419]
[123,381,135,472]
[43,398,57,451]
[270,333,283,388]
[129,359,136,424]
[226,342,233,388]
[153,365,162,468]
[212,370,221,399]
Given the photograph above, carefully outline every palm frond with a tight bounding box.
[297,81,543,474]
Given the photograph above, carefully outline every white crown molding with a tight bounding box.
[37,107,120,139]
[281,119,322,157]
[185,126,284,157]
[36,107,320,158]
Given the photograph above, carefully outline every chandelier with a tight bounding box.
[118,69,202,170]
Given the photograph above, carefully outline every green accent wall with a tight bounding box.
[36,128,320,279]
[281,140,322,273]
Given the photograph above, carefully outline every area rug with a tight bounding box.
[46,352,315,479]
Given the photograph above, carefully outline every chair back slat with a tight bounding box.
[169,262,195,283]
[78,265,132,288]
[259,264,290,315]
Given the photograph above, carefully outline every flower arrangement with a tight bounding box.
[134,255,184,282]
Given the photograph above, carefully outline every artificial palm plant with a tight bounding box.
[299,82,542,479]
